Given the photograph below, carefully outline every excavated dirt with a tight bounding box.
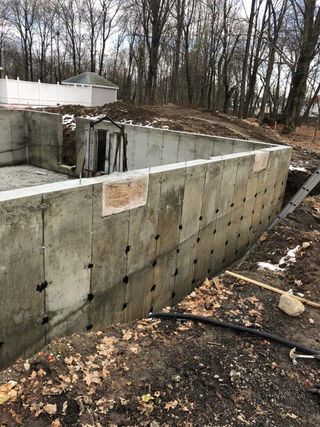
[0,103,320,426]
[41,101,320,168]
[41,102,283,166]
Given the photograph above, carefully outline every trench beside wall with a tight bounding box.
[0,146,291,369]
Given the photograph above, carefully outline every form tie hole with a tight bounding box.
[36,281,48,293]
[41,316,49,325]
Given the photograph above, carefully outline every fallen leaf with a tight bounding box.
[122,330,133,340]
[260,232,269,242]
[0,392,10,405]
[129,345,140,354]
[84,371,101,386]
[43,403,57,415]
[164,400,178,410]
[141,393,154,403]
[285,413,298,420]
[0,381,18,404]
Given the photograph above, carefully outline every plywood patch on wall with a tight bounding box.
[253,151,269,173]
[102,172,149,216]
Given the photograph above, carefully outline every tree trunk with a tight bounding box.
[283,0,320,133]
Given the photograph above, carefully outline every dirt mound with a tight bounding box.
[42,101,157,124]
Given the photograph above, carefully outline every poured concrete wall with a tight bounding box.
[26,110,64,172]
[0,110,26,166]
[0,109,75,176]
[75,120,274,174]
[0,145,292,369]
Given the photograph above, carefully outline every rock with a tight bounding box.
[279,293,305,317]
[302,241,311,249]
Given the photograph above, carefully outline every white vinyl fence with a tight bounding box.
[0,77,117,107]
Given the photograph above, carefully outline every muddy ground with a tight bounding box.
[0,103,320,426]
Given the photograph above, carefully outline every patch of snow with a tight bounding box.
[62,114,74,125]
[279,245,300,266]
[82,114,106,121]
[289,165,307,172]
[62,114,76,130]
[258,245,301,272]
[257,262,284,272]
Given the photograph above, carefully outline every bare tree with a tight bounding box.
[283,0,320,132]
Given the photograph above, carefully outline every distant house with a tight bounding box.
[62,72,118,106]
[0,72,118,107]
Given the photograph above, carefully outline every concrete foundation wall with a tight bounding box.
[0,145,292,369]
[0,109,76,176]
[76,120,275,173]
[0,110,26,166]
[26,110,63,172]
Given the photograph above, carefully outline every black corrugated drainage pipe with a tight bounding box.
[149,312,320,358]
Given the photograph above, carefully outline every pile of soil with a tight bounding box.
[41,102,284,166]
[0,194,320,426]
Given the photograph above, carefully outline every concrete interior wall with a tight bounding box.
[0,109,75,176]
[0,145,292,369]
[26,110,63,172]
[0,110,26,166]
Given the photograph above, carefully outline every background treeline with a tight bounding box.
[0,0,320,131]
